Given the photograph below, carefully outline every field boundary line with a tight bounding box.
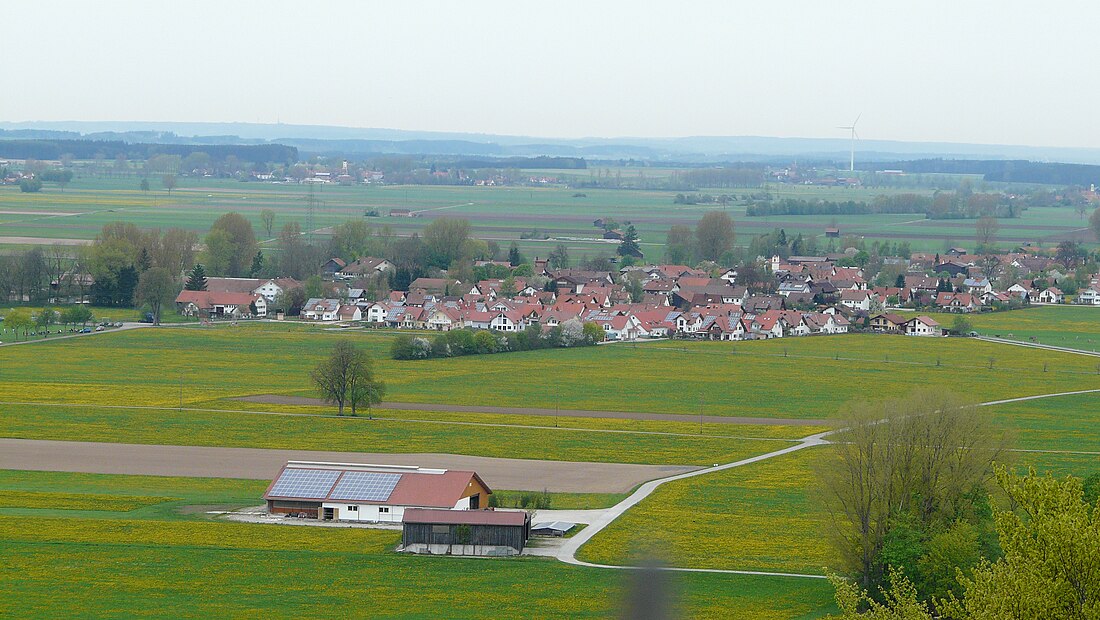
[974,335,1100,358]
[0,401,803,445]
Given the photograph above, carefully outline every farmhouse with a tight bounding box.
[904,315,942,337]
[203,277,301,302]
[400,508,530,556]
[263,461,493,523]
[301,298,342,321]
[175,290,266,318]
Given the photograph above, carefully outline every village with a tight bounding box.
[172,244,1100,343]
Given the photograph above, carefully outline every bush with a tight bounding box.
[19,178,43,193]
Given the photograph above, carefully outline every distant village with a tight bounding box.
[173,245,1100,342]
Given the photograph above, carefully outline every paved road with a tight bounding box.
[0,322,151,347]
[0,438,698,494]
[236,395,830,427]
[975,335,1100,358]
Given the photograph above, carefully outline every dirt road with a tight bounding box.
[236,395,830,427]
[0,438,697,493]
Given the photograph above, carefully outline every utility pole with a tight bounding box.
[306,182,317,246]
[699,392,704,435]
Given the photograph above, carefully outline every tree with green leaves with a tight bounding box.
[311,340,385,417]
[63,305,94,329]
[617,224,642,258]
[133,267,177,325]
[3,308,34,340]
[508,242,523,267]
[161,174,177,194]
[695,211,735,261]
[816,389,1008,594]
[250,251,265,277]
[665,225,695,265]
[140,178,150,193]
[548,243,570,269]
[185,264,208,291]
[1090,206,1100,242]
[203,212,256,277]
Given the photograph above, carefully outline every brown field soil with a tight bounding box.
[0,438,698,494]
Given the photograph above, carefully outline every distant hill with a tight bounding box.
[4,120,1100,165]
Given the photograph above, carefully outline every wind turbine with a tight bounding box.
[837,114,861,172]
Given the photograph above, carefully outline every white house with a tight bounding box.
[1037,287,1065,304]
[904,315,942,337]
[1077,288,1100,305]
[361,302,389,324]
[301,298,342,321]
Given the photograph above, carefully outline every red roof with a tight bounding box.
[403,508,527,526]
[175,290,259,306]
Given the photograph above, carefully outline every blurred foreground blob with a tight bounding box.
[620,560,679,620]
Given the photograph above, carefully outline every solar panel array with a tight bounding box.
[267,468,342,499]
[329,472,401,502]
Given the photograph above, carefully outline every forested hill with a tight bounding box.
[865,159,1100,186]
[0,138,297,164]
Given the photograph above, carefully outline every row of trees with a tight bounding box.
[0,305,95,340]
[391,321,605,360]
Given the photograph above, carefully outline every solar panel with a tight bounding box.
[268,468,342,499]
[328,471,401,502]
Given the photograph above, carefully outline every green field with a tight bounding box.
[2,174,1092,257]
[3,324,1098,419]
[0,469,837,618]
[897,306,1100,349]
[579,419,1100,574]
[3,310,1100,615]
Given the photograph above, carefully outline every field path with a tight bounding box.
[235,394,830,427]
[0,438,697,494]
[558,387,1100,578]
[975,335,1100,358]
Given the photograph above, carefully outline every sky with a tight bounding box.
[2,1,1097,148]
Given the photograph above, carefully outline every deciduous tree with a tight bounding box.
[133,267,177,325]
[311,340,385,417]
[695,211,735,261]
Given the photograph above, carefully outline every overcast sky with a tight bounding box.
[2,1,1095,148]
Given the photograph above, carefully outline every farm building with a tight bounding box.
[400,508,530,556]
[263,461,493,523]
[531,521,576,537]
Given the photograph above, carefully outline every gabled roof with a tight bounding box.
[176,290,260,306]
[263,461,491,509]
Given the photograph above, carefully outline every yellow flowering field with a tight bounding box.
[579,448,835,574]
[0,491,176,512]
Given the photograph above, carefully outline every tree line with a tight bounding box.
[390,321,605,360]
[0,139,296,164]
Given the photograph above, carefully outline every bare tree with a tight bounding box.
[975,216,999,249]
[261,209,276,238]
[311,340,385,417]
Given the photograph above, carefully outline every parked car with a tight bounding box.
[79,327,92,333]
[95,326,104,332]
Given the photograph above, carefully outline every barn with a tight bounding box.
[400,508,530,556]
[263,461,492,523]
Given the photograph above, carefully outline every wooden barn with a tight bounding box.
[263,461,492,523]
[400,508,530,556]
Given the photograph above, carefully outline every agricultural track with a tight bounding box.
[559,387,1100,578]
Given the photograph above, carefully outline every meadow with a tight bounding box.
[3,323,1098,419]
[2,174,1092,258]
[578,421,1100,574]
[0,469,838,619]
[897,305,1100,349]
